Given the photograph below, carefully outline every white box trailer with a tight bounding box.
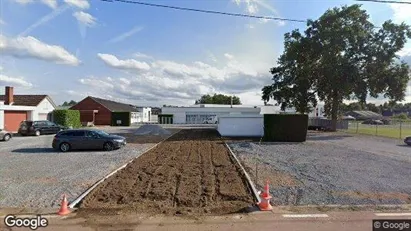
[218,115,264,137]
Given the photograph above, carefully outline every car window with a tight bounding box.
[86,131,99,138]
[46,121,56,126]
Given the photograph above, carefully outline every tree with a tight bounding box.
[61,100,77,107]
[392,113,409,120]
[262,4,411,131]
[262,30,317,113]
[195,94,241,105]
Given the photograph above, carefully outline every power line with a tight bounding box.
[100,0,307,23]
[355,0,411,4]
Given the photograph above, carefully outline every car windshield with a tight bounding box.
[93,130,109,137]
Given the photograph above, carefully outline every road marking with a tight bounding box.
[375,213,411,217]
[282,214,329,218]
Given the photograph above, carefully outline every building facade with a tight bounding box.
[0,86,56,132]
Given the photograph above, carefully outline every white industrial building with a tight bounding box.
[161,104,264,124]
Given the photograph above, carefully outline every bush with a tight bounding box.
[111,112,131,126]
[264,114,308,142]
[53,110,81,128]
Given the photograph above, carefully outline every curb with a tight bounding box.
[225,142,261,204]
[68,131,180,209]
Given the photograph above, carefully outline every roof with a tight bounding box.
[89,96,139,112]
[0,95,56,107]
[348,110,382,119]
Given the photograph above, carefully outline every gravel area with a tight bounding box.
[228,132,411,206]
[0,130,161,208]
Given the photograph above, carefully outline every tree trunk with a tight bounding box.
[330,92,340,132]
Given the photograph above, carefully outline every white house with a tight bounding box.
[131,107,152,123]
[0,86,56,132]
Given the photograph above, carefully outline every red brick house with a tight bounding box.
[70,96,140,125]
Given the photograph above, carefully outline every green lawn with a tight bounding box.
[346,123,411,139]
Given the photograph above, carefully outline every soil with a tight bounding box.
[79,129,255,216]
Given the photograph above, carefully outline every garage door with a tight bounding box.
[4,111,28,132]
[38,113,48,120]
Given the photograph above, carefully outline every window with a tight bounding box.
[86,131,99,138]
[70,131,85,137]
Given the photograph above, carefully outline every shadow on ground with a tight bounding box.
[306,133,352,141]
[11,148,57,154]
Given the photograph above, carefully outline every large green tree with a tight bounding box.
[195,94,241,105]
[263,4,411,131]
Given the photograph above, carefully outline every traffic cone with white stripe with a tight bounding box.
[258,180,273,211]
[57,194,71,216]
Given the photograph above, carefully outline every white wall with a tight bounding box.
[218,115,264,137]
[0,110,4,130]
[33,98,55,120]
[142,108,152,122]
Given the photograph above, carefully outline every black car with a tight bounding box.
[405,136,411,146]
[52,129,127,152]
[18,120,66,136]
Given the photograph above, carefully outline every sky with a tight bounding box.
[0,0,411,107]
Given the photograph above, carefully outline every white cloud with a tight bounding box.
[0,19,5,25]
[390,1,411,24]
[108,26,144,44]
[12,0,57,8]
[0,74,32,88]
[134,52,153,60]
[64,0,90,9]
[0,35,80,66]
[73,11,96,27]
[19,4,71,36]
[87,51,272,105]
[97,53,151,71]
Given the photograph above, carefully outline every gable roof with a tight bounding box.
[88,96,139,112]
[348,110,382,119]
[0,95,56,107]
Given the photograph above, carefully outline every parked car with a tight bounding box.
[405,136,411,146]
[18,120,66,136]
[52,129,127,152]
[362,119,384,125]
[0,129,12,141]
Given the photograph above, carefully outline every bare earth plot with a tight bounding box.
[0,128,176,208]
[228,132,411,206]
[80,129,254,216]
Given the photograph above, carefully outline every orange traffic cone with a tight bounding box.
[258,181,273,211]
[57,194,71,216]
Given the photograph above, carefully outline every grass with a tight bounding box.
[346,123,411,139]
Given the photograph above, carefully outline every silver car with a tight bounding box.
[0,129,12,141]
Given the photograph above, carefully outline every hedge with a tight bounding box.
[264,114,308,142]
[53,110,81,128]
[158,114,173,124]
[111,112,131,126]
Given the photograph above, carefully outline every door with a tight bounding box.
[85,130,104,149]
[69,131,86,149]
[38,113,48,120]
[4,111,27,132]
[35,121,49,134]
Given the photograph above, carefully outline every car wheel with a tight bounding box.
[103,142,114,151]
[59,143,71,152]
[3,134,11,141]
[35,130,41,136]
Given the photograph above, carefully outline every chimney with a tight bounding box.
[5,86,14,105]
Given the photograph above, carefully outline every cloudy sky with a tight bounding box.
[0,0,410,106]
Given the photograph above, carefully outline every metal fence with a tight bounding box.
[342,120,411,139]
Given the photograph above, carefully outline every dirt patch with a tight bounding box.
[111,129,180,144]
[79,129,254,216]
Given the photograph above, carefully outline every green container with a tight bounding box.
[264,114,308,142]
[111,112,131,126]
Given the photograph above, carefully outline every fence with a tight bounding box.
[343,120,411,139]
